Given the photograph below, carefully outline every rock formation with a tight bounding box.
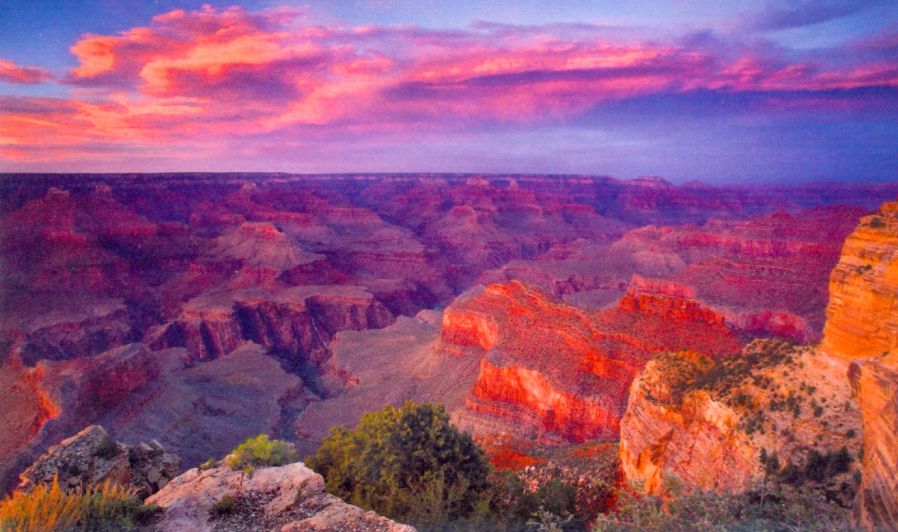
[619,341,861,499]
[147,461,414,532]
[619,199,898,530]
[822,202,898,360]
[482,205,868,341]
[443,281,741,443]
[850,353,898,531]
[825,202,898,530]
[18,425,179,498]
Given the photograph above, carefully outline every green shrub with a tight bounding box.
[225,434,298,475]
[198,458,217,471]
[209,495,236,517]
[307,401,491,528]
[93,436,120,460]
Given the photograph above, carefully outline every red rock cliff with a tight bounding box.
[850,353,898,531]
[441,281,741,443]
[822,202,898,360]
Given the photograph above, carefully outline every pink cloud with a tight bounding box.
[2,5,897,165]
[0,58,52,84]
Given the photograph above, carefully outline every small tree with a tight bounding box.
[307,401,491,526]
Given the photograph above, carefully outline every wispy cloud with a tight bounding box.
[0,58,52,84]
[747,0,885,31]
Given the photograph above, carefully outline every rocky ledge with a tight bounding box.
[146,461,415,532]
[18,425,179,499]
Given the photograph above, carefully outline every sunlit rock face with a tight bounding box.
[822,202,898,360]
[822,202,898,531]
[850,353,898,531]
[619,341,862,499]
[442,281,741,443]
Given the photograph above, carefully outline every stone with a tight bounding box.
[146,461,415,532]
[850,353,898,531]
[822,202,898,360]
[18,425,180,499]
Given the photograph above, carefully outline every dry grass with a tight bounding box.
[0,476,141,532]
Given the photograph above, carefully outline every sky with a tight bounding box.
[0,1,896,183]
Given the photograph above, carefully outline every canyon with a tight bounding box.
[1,173,897,519]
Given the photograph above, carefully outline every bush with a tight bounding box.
[485,472,582,530]
[307,401,492,528]
[592,476,849,531]
[0,476,155,532]
[93,436,120,460]
[225,434,299,475]
[209,495,237,517]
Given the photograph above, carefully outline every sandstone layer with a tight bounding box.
[619,199,898,528]
[442,281,741,443]
[822,202,898,360]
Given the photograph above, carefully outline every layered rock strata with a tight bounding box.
[822,202,898,360]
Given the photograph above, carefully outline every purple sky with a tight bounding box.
[0,1,896,183]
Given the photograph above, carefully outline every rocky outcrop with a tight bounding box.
[18,425,179,498]
[618,202,898,502]
[822,202,898,360]
[151,286,394,364]
[147,461,414,532]
[850,353,898,531]
[442,281,741,443]
[620,340,862,499]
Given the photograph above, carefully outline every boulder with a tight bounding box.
[18,425,179,498]
[147,461,415,532]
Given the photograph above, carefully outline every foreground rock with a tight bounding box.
[620,341,861,501]
[18,425,179,498]
[147,461,415,532]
